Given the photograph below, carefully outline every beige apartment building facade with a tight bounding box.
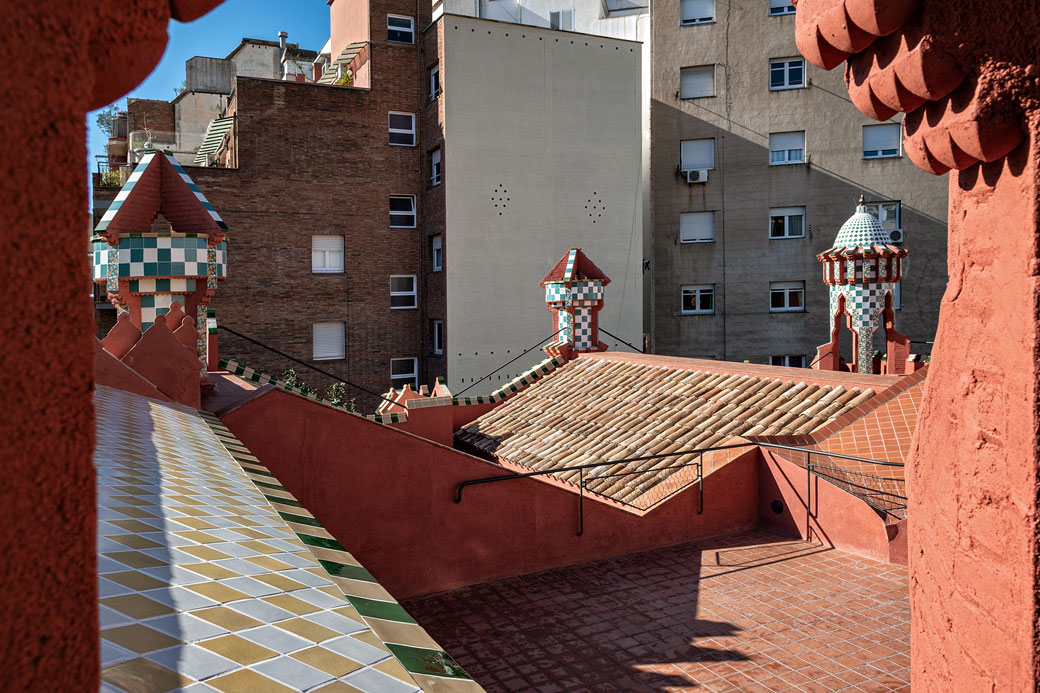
[650,0,948,365]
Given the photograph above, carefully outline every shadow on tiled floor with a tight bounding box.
[403,531,910,692]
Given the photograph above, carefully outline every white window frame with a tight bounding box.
[431,234,443,271]
[431,149,442,186]
[892,283,901,310]
[680,0,715,24]
[863,123,902,159]
[389,195,416,228]
[769,281,805,313]
[862,201,901,230]
[312,322,345,361]
[769,131,805,165]
[549,8,575,30]
[681,284,715,315]
[311,235,344,273]
[390,357,419,389]
[680,65,715,99]
[430,64,441,99]
[769,207,805,239]
[387,14,415,43]
[432,320,444,355]
[680,211,715,243]
[769,0,795,15]
[680,138,715,170]
[388,112,415,146]
[770,354,806,367]
[769,58,805,90]
[390,275,418,309]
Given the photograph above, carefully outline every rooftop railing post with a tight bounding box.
[578,468,585,537]
[697,453,704,515]
[806,450,813,540]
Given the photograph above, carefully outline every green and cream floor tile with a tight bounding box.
[95,385,434,692]
[198,411,483,692]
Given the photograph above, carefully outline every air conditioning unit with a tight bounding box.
[888,228,904,244]
[684,169,709,184]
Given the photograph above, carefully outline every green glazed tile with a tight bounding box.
[384,643,471,679]
[347,596,417,624]
[318,560,377,583]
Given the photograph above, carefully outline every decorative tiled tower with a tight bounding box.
[540,248,610,359]
[91,151,228,367]
[814,196,909,374]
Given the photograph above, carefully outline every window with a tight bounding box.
[313,322,345,360]
[389,195,416,228]
[892,283,901,310]
[770,281,805,312]
[680,138,715,170]
[388,112,415,146]
[680,212,715,243]
[390,357,419,389]
[863,123,901,158]
[549,8,574,30]
[312,235,344,273]
[681,0,715,24]
[432,320,444,355]
[681,285,715,314]
[430,65,441,99]
[431,234,443,271]
[390,275,417,309]
[680,65,715,99]
[770,58,805,90]
[862,200,900,230]
[387,15,415,43]
[769,0,795,15]
[431,149,442,186]
[771,354,806,367]
[769,207,805,239]
[769,131,805,165]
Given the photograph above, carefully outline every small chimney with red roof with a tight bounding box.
[540,248,610,360]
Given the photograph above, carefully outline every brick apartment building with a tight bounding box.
[649,0,949,365]
[93,0,642,409]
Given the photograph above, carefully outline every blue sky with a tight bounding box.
[87,0,331,167]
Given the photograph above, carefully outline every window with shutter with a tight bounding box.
[769,0,795,15]
[680,0,715,24]
[769,131,805,164]
[431,149,442,186]
[680,138,715,170]
[863,123,901,158]
[313,322,345,360]
[680,65,715,99]
[432,235,443,271]
[768,207,805,239]
[680,212,715,243]
[312,235,344,273]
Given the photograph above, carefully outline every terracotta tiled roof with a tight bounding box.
[540,248,611,286]
[456,356,879,505]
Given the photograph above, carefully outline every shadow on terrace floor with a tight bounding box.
[402,530,910,692]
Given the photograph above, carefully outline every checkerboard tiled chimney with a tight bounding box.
[540,248,610,359]
[814,196,910,374]
[91,151,228,366]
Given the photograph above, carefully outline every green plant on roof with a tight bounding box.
[334,70,353,87]
[281,368,313,396]
[325,382,357,411]
[100,169,123,187]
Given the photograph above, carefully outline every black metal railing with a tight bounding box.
[453,441,905,536]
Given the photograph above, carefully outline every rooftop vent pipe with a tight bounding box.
[278,31,288,50]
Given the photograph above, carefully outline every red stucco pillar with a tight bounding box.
[907,128,1040,690]
[1,2,221,689]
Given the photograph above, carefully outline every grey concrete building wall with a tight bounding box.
[229,42,281,80]
[650,0,948,365]
[441,15,643,392]
[185,56,233,94]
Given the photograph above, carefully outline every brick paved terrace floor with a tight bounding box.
[402,531,909,692]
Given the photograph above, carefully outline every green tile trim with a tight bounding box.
[252,480,285,491]
[278,511,322,527]
[347,596,418,624]
[297,533,347,552]
[385,643,472,680]
[263,494,305,508]
[242,465,277,478]
[318,559,378,583]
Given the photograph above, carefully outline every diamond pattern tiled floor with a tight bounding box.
[403,531,910,692]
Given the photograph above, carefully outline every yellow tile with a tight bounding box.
[109,519,160,534]
[317,585,345,599]
[102,570,168,592]
[350,631,390,653]
[208,668,296,693]
[111,506,157,519]
[330,577,395,602]
[243,555,295,572]
[312,683,365,693]
[100,594,176,620]
[226,527,274,540]
[172,530,223,544]
[168,495,205,506]
[261,594,321,615]
[375,655,417,684]
[252,573,308,592]
[331,605,366,624]
[365,620,441,651]
[111,495,150,507]
[104,551,168,569]
[197,634,278,665]
[182,562,241,580]
[170,517,218,530]
[179,545,233,561]
[108,534,164,550]
[176,506,214,517]
[102,657,190,693]
[238,540,281,555]
[191,606,264,631]
[101,624,182,654]
[185,581,252,605]
[291,647,364,677]
[272,617,341,643]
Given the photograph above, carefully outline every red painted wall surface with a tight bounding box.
[908,134,1040,691]
[1,1,221,689]
[96,339,173,403]
[223,389,760,598]
[388,404,454,447]
[758,450,894,564]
